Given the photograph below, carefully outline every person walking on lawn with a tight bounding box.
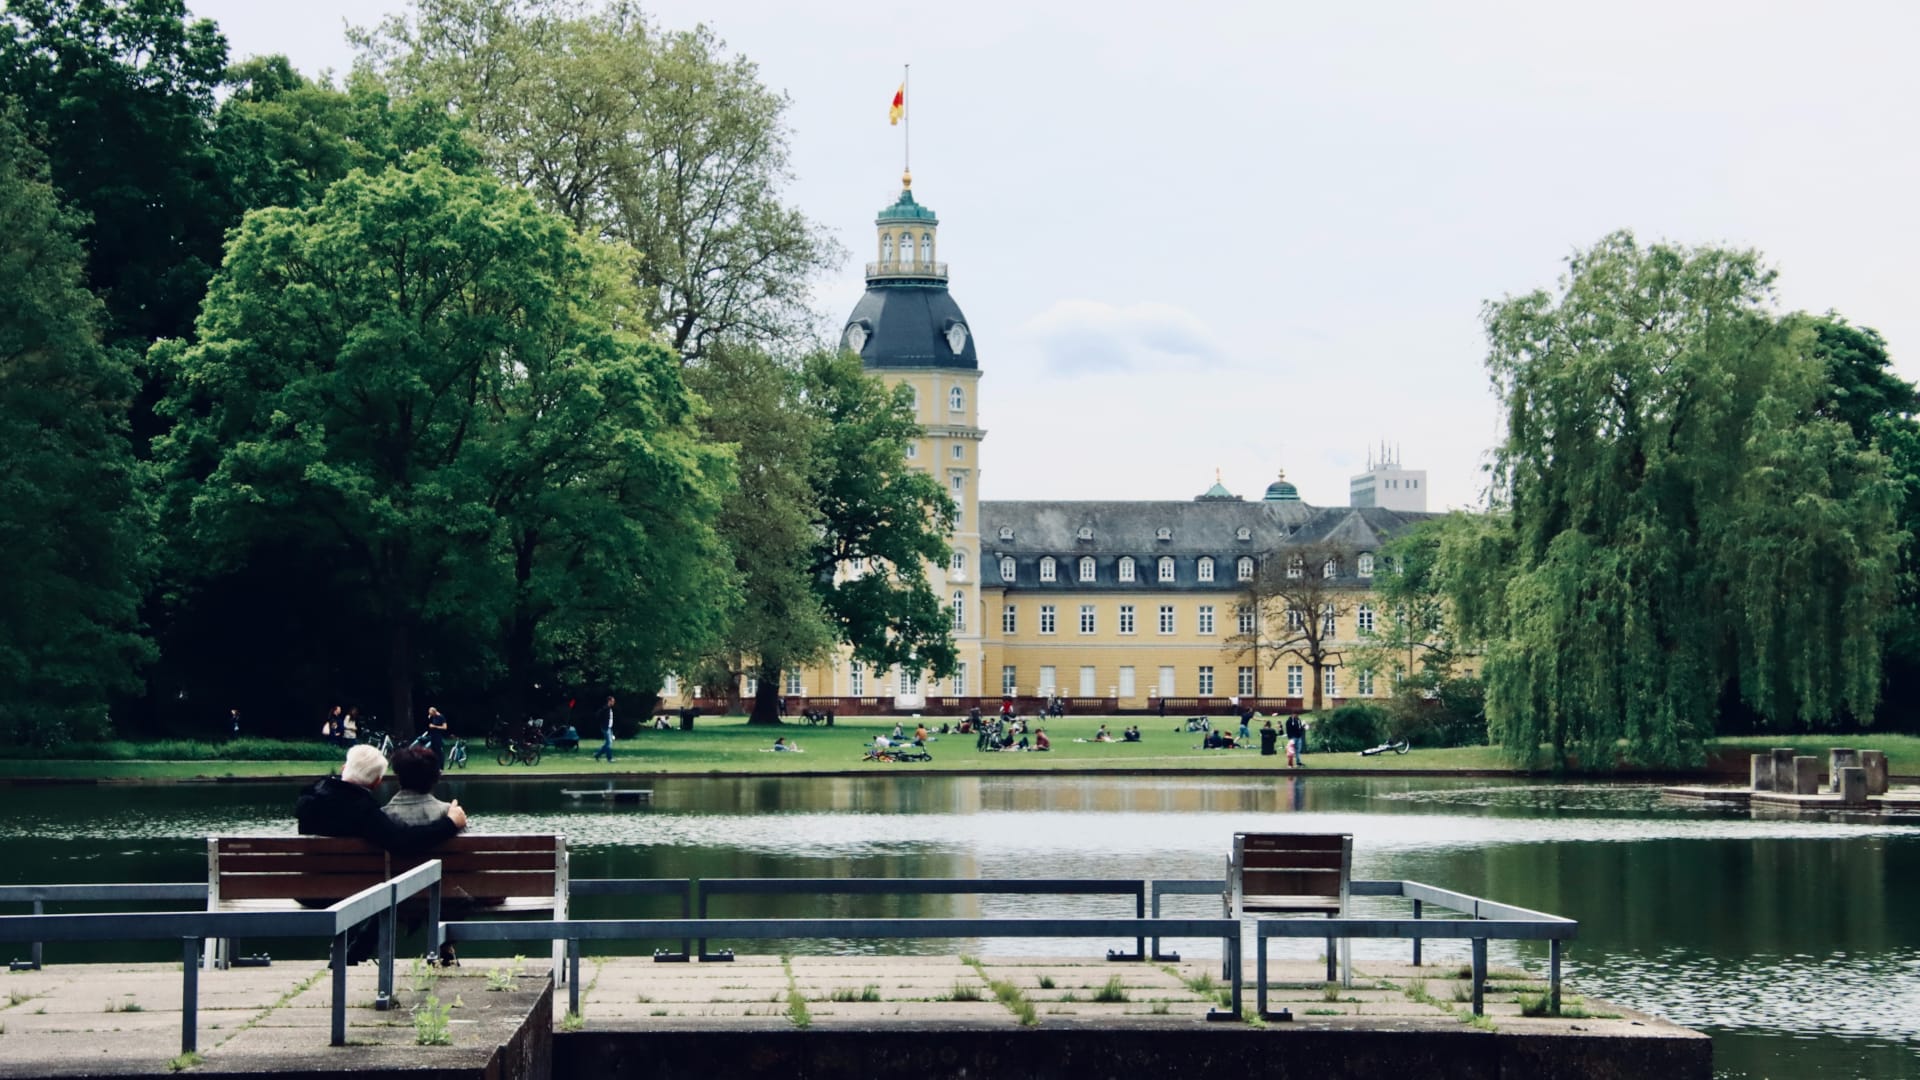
[594,695,618,763]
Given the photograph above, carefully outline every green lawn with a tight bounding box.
[4,720,1914,782]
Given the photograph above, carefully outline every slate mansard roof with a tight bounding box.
[845,285,978,371]
[976,501,1434,591]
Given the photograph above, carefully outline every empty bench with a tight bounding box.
[205,834,568,973]
[1226,832,1353,982]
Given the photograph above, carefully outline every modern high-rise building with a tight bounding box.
[1348,444,1427,512]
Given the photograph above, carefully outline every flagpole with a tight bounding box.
[903,63,911,173]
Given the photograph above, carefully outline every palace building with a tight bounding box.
[670,173,1435,714]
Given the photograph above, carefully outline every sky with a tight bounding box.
[187,0,1920,511]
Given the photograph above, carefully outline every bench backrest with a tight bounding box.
[1227,832,1351,917]
[208,834,567,906]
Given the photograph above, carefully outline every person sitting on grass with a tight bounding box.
[914,723,930,745]
[1094,724,1114,743]
[1033,728,1051,751]
[766,737,802,752]
[1122,725,1142,743]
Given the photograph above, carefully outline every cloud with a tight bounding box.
[1014,299,1226,374]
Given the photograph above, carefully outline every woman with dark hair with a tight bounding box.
[383,747,450,826]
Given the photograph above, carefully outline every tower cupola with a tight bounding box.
[867,170,945,283]
[843,173,975,370]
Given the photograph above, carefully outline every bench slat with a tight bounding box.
[1242,835,1346,852]
[1243,850,1345,870]
[220,875,392,901]
[217,854,388,874]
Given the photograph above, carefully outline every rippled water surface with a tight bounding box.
[2,773,1914,1079]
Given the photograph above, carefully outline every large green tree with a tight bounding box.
[152,162,729,736]
[1453,232,1902,767]
[351,0,840,360]
[0,108,151,745]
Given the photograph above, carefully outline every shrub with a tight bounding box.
[1311,704,1387,752]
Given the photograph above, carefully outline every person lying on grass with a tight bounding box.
[763,737,803,753]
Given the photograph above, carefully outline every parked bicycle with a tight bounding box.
[496,737,542,767]
[444,738,469,769]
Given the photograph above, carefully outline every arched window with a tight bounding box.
[1040,557,1057,582]
[999,526,1015,541]
[1322,604,1337,636]
[1323,558,1339,579]
[1197,557,1215,582]
[882,234,893,262]
[952,591,966,632]
[901,232,915,262]
[950,386,964,412]
[1358,553,1375,578]
[1079,556,1096,582]
[921,231,934,261]
[1157,556,1175,582]
[1237,557,1255,582]
[951,550,967,575]
[999,556,1016,581]
[1118,556,1136,582]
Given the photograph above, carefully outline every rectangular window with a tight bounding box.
[951,474,964,495]
[1238,666,1255,696]
[1238,605,1257,635]
[1119,558,1135,582]
[1197,666,1215,696]
[1119,604,1136,634]
[1286,665,1303,697]
[1119,666,1136,698]
[1324,668,1338,698]
[1039,665,1057,693]
[1040,604,1057,634]
[1198,558,1214,582]
[745,676,758,696]
[954,662,967,697]
[1002,665,1017,696]
[785,670,802,696]
[1357,605,1375,634]
[900,667,920,696]
[1197,605,1215,635]
[1158,558,1175,582]
[1158,666,1176,697]
[1356,669,1374,697]
[1286,608,1303,631]
[663,675,679,696]
[1323,605,1336,637]
[1079,604,1096,634]
[1158,605,1175,634]
[1003,605,1017,634]
[952,443,964,460]
[1079,666,1096,697]
[905,443,918,459]
[951,590,966,632]
[849,662,864,697]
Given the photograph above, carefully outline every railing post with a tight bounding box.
[1229,932,1242,1018]
[1255,930,1268,1019]
[180,937,199,1056]
[1411,898,1423,966]
[428,877,443,956]
[568,937,582,1018]
[1549,938,1562,1015]
[680,879,691,961]
[1325,931,1336,984]
[376,884,396,1010]
[1135,883,1145,962]
[31,899,43,970]
[330,932,349,1047]
[1470,937,1487,1016]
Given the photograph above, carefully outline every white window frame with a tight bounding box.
[952,550,967,574]
[951,591,966,631]
[1119,604,1136,635]
[905,442,918,459]
[949,386,964,412]
[1237,556,1255,582]
[1323,558,1338,579]
[1286,665,1303,697]
[849,662,864,697]
[953,662,967,696]
[1002,665,1017,696]
[1079,556,1096,582]
[1323,668,1338,698]
[1287,556,1304,579]
[1079,604,1096,634]
[1040,557,1057,582]
[1197,666,1215,696]
[1000,556,1016,581]
[952,443,964,460]
[1079,665,1096,698]
[1157,556,1175,582]
[1323,604,1336,637]
[1197,605,1215,635]
[1039,604,1057,635]
[1198,557,1215,582]
[785,670,802,696]
[1358,553,1374,578]
[1003,604,1017,634]
[1237,604,1256,636]
[1238,666,1255,696]
[1286,608,1303,631]
[1356,669,1374,697]
[1158,605,1175,635]
[1357,604,1375,634]
[1119,666,1136,698]
[1039,665,1057,693]
[1119,556,1136,582]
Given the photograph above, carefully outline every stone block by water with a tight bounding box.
[1751,754,1774,791]
[1838,767,1868,804]
[1861,751,1889,796]
[1772,748,1798,788]
[1828,749,1860,793]
[1793,756,1820,795]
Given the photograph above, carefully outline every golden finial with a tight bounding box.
[902,169,913,190]
[1215,467,1222,483]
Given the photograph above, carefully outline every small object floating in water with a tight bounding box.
[562,788,654,804]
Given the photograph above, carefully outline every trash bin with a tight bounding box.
[679,708,697,731]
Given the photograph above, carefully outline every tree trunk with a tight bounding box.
[1309,658,1324,714]
[505,530,539,724]
[388,621,415,740]
[747,670,785,725]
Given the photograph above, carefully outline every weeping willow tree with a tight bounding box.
[1450,232,1902,767]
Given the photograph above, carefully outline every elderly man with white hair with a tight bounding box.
[296,743,468,851]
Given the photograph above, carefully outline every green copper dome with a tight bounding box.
[878,187,939,224]
[1263,471,1301,502]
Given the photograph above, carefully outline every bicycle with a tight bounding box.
[1358,739,1411,757]
[497,738,542,767]
[445,738,469,769]
[361,728,395,758]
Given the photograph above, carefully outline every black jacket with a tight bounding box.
[295,776,458,855]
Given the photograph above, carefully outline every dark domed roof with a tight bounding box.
[844,286,977,370]
[1263,471,1301,502]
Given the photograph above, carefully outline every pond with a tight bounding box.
[0,773,1913,1080]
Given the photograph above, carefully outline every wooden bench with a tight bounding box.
[1225,832,1351,918]
[205,834,568,973]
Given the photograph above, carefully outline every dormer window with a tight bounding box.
[1236,527,1251,541]
[1039,557,1057,582]
[999,556,1016,581]
[1287,556,1304,579]
[1198,557,1215,582]
[1358,553,1375,578]
[1078,556,1096,582]
[1323,558,1339,579]
[1077,526,1093,541]
[1155,527,1172,541]
[998,526,1014,541]
[1237,556,1255,582]
[1157,556,1175,582]
[1118,556,1136,582]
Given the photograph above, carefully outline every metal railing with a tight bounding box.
[864,260,947,278]
[0,861,443,1051]
[569,877,693,960]
[446,915,1244,1020]
[692,877,1149,962]
[1,883,208,971]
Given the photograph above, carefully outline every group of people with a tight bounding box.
[1254,715,1310,765]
